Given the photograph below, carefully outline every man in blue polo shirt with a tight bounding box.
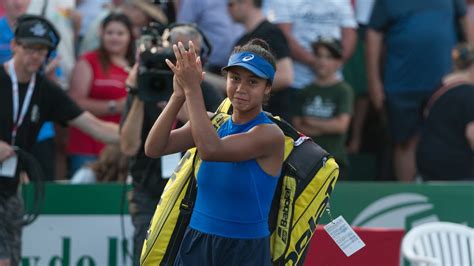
[366,0,471,182]
[1,0,59,180]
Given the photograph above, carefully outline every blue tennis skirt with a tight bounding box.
[174,227,271,266]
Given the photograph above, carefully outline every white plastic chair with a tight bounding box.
[401,221,474,266]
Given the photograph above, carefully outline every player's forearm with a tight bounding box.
[144,94,185,158]
[184,86,220,158]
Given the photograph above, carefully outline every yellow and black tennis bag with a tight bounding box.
[140,99,339,266]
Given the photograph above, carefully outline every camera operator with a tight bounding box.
[0,15,119,266]
[120,24,223,266]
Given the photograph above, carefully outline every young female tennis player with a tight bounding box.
[145,38,284,265]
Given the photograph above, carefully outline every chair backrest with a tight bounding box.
[401,222,474,266]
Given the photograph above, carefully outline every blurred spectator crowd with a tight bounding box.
[1,0,473,183]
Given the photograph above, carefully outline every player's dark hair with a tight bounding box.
[231,38,276,70]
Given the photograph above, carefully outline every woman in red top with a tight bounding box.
[67,13,134,176]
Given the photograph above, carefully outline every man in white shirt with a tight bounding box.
[269,0,357,90]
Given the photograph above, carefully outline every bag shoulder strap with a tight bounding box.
[267,115,301,141]
[215,98,302,140]
[424,80,470,117]
[216,97,233,114]
[181,112,230,206]
[210,112,230,129]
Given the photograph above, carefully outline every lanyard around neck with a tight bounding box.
[8,59,36,145]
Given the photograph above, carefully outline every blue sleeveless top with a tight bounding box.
[190,112,280,239]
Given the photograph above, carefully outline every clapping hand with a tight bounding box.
[165,41,205,95]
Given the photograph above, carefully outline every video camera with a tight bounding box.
[136,22,212,103]
[137,23,174,103]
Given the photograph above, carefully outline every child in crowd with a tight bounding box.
[292,38,354,179]
[71,144,128,183]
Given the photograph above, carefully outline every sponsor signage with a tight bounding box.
[22,216,133,266]
[21,182,474,265]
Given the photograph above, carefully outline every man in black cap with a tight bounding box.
[0,15,119,266]
[1,0,64,183]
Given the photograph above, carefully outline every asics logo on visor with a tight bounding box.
[243,55,254,61]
